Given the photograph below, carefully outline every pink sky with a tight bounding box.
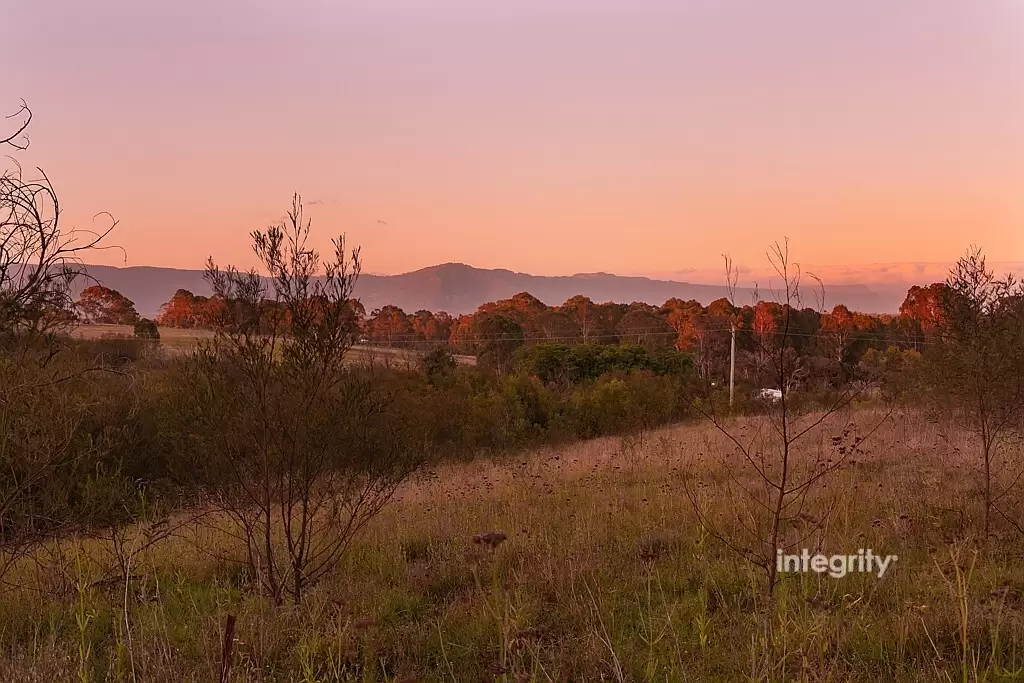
[7,0,1024,278]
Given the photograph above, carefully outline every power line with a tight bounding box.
[355,326,934,344]
[356,329,936,346]
[156,322,936,346]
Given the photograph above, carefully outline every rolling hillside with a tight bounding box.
[79,262,900,318]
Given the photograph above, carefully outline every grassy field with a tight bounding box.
[72,323,215,341]
[1,408,1021,681]
[71,324,476,366]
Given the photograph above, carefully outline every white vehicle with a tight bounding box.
[759,388,783,402]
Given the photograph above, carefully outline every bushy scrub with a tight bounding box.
[517,342,692,385]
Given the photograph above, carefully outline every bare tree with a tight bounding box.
[1,101,116,350]
[0,100,117,589]
[185,194,424,604]
[1,100,31,150]
[928,247,1024,537]
[685,240,893,594]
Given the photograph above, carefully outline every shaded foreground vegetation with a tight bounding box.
[5,412,1024,681]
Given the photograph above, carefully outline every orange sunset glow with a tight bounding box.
[7,0,1023,279]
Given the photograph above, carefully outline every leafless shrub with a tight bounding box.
[686,240,894,594]
[184,194,425,604]
[1,102,117,352]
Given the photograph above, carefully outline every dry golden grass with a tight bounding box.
[72,323,214,341]
[2,408,1023,681]
[71,324,474,366]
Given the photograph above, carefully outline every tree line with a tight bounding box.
[74,271,952,390]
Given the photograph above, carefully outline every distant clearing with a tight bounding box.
[70,324,476,365]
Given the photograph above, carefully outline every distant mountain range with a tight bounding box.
[78,262,920,319]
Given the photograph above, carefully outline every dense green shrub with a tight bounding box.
[134,318,160,340]
[517,342,693,384]
[0,346,187,550]
[420,345,456,382]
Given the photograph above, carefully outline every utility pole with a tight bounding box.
[729,321,736,408]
